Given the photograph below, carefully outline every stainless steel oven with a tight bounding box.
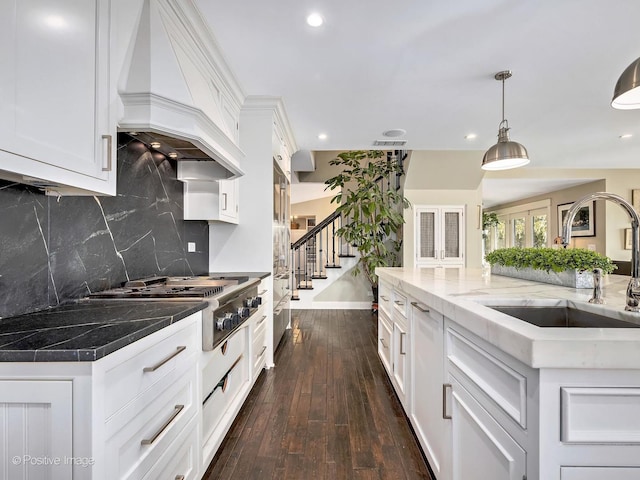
[89,276,262,350]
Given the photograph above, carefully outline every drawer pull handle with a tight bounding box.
[380,338,388,349]
[141,404,184,445]
[143,346,186,372]
[394,300,405,307]
[400,332,406,355]
[443,383,452,420]
[380,295,389,301]
[221,340,228,355]
[258,345,267,358]
[257,315,267,326]
[410,301,430,313]
[101,134,112,172]
[176,476,185,480]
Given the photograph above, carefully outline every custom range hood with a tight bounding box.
[118,0,244,179]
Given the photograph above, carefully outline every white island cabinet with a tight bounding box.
[377,267,640,480]
[0,0,116,196]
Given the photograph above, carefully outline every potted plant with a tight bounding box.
[484,247,616,288]
[325,150,410,300]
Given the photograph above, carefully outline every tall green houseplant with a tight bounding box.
[325,150,410,291]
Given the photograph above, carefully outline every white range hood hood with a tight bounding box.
[118,0,244,179]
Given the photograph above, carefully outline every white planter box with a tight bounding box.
[490,265,594,289]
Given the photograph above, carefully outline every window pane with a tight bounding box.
[533,214,548,248]
[513,217,525,248]
[496,220,506,250]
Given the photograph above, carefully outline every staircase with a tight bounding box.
[290,150,408,310]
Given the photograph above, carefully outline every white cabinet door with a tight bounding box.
[449,376,526,480]
[0,380,73,480]
[560,467,640,480]
[415,206,465,266]
[410,300,447,479]
[218,178,239,223]
[378,311,393,375]
[392,319,408,406]
[0,0,116,195]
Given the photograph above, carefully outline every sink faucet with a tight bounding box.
[562,192,640,312]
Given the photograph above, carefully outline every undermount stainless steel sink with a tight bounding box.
[487,305,640,328]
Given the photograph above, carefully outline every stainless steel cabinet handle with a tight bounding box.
[258,345,267,358]
[394,300,404,306]
[410,301,430,313]
[175,476,185,480]
[400,332,406,355]
[222,193,227,210]
[101,134,112,172]
[380,338,388,349]
[257,315,267,326]
[380,295,389,301]
[143,346,186,372]
[443,383,452,419]
[141,404,184,445]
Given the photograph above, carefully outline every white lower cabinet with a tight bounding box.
[0,380,73,480]
[449,375,526,480]
[560,467,640,480]
[410,299,447,479]
[378,311,393,376]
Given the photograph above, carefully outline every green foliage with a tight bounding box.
[482,212,500,230]
[325,150,410,287]
[484,247,616,274]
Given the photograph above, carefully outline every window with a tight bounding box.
[485,200,550,250]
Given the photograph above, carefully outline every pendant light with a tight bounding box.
[612,57,640,109]
[481,70,530,171]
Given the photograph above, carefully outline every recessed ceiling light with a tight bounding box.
[465,133,478,140]
[619,134,633,139]
[129,131,139,136]
[168,152,178,159]
[45,15,67,29]
[306,13,323,27]
[382,129,406,138]
[150,142,161,149]
[318,133,328,140]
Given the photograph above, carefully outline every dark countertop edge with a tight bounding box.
[0,301,208,363]
[208,271,271,280]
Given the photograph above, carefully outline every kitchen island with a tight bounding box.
[377,267,640,480]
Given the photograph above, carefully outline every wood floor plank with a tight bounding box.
[203,309,433,480]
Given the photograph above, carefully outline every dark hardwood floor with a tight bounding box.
[203,309,433,480]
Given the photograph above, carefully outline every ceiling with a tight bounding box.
[196,0,640,201]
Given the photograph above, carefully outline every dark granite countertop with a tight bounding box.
[0,300,207,362]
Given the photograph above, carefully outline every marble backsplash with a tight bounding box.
[0,135,209,318]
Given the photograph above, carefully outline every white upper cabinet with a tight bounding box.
[0,0,116,195]
[415,205,465,266]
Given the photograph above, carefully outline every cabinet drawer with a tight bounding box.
[252,328,268,375]
[378,311,393,375]
[561,467,640,479]
[392,291,408,319]
[202,353,249,443]
[253,311,268,339]
[201,326,247,403]
[561,387,640,443]
[142,415,198,480]
[105,368,197,480]
[447,326,527,428]
[378,281,392,316]
[104,319,198,420]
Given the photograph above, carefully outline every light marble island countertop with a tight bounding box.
[377,267,640,369]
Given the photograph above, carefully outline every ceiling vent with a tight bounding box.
[373,139,408,147]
